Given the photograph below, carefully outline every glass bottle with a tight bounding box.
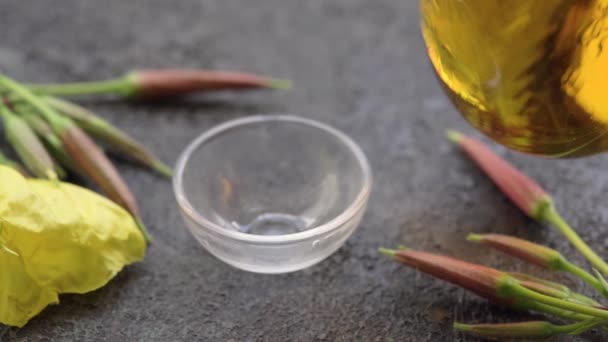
[420,0,608,157]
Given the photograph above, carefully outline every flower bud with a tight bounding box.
[58,123,152,242]
[19,111,80,177]
[380,248,512,305]
[468,233,565,269]
[44,96,171,177]
[126,69,291,98]
[447,130,551,220]
[0,106,57,179]
[0,75,152,242]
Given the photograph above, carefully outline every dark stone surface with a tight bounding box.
[1,1,607,341]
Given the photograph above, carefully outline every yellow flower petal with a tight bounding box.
[0,166,146,327]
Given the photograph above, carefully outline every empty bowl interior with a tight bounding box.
[178,116,367,236]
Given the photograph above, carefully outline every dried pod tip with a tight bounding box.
[445,129,464,143]
[127,69,292,98]
[263,78,292,90]
[153,161,173,178]
[378,247,396,257]
[465,233,482,243]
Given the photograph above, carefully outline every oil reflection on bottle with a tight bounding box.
[421,0,608,157]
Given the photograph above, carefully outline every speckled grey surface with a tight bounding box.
[1,1,608,341]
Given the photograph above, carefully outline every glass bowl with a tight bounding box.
[173,115,372,273]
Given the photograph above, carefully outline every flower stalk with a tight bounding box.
[26,69,291,98]
[468,233,608,297]
[0,74,152,242]
[381,247,608,337]
[447,130,608,277]
[379,247,513,305]
[18,110,82,177]
[0,104,59,180]
[467,233,563,269]
[375,130,608,338]
[43,96,172,177]
[503,279,608,320]
[508,272,601,307]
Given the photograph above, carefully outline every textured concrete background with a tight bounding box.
[1,1,607,341]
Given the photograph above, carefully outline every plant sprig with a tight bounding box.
[380,131,608,339]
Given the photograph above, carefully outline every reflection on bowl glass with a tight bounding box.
[173,115,372,273]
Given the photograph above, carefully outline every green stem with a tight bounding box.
[561,260,608,298]
[524,301,592,321]
[508,280,608,320]
[524,300,608,333]
[135,217,153,244]
[43,96,173,178]
[540,204,608,277]
[379,247,397,257]
[0,103,11,120]
[570,292,602,307]
[26,77,132,97]
[0,75,69,131]
[553,319,604,335]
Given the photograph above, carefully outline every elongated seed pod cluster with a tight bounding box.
[0,69,289,243]
[379,131,608,339]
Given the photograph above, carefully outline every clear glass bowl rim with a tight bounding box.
[172,115,373,245]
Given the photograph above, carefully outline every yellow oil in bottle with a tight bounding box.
[420,0,608,157]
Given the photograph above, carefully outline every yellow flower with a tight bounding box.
[0,166,146,327]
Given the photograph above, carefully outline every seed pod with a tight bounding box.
[19,111,82,177]
[0,105,58,179]
[447,130,551,219]
[380,247,513,305]
[125,69,292,98]
[26,69,291,98]
[58,122,151,241]
[43,96,172,177]
[57,122,153,242]
[507,272,603,307]
[468,233,608,297]
[447,130,608,277]
[0,74,151,242]
[508,273,571,297]
[468,233,565,269]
